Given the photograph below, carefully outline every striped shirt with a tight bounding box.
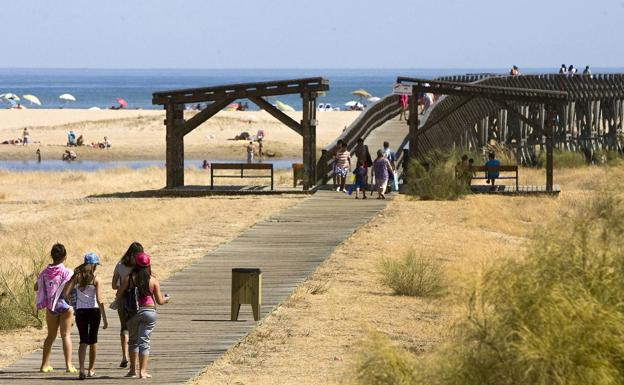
[335,150,351,168]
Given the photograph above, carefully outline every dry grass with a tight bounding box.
[0,168,303,367]
[189,165,608,385]
[379,250,444,297]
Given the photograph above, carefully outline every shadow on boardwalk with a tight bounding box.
[0,191,389,384]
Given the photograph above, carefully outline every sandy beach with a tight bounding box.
[0,109,359,162]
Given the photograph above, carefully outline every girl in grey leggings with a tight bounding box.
[117,252,170,379]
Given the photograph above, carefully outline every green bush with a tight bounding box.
[405,159,470,200]
[379,250,444,297]
[355,329,419,385]
[537,150,587,168]
[0,243,48,330]
[594,149,624,166]
[419,191,624,385]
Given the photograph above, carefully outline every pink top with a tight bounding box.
[400,94,409,109]
[36,264,73,312]
[139,290,155,307]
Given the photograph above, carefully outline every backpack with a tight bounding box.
[124,275,140,318]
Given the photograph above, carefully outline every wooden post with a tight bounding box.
[165,103,185,188]
[301,92,317,190]
[408,86,419,159]
[545,105,555,192]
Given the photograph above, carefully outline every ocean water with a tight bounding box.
[0,67,565,111]
[2,67,623,110]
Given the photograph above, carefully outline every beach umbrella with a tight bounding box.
[345,101,364,108]
[116,98,128,108]
[23,94,41,106]
[59,93,76,102]
[276,100,295,112]
[225,103,239,111]
[367,96,381,103]
[2,93,20,101]
[351,89,372,98]
[88,106,101,110]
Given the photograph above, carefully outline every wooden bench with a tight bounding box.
[471,165,519,189]
[210,163,274,190]
[292,163,304,188]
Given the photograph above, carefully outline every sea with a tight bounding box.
[3,67,623,111]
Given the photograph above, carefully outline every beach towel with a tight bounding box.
[36,264,73,312]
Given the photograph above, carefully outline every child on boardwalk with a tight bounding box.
[117,252,170,379]
[353,160,367,199]
[111,242,143,368]
[34,243,76,374]
[64,253,108,380]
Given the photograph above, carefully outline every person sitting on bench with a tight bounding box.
[485,152,501,191]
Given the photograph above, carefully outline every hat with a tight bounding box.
[135,252,151,267]
[84,252,101,265]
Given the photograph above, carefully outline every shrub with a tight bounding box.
[0,243,48,330]
[404,159,469,201]
[418,191,624,385]
[355,329,419,385]
[379,250,444,297]
[537,150,587,168]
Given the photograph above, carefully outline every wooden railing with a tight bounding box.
[316,94,401,184]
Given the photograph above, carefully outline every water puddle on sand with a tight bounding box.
[0,159,301,172]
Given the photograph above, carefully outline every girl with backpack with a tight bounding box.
[63,252,108,380]
[116,252,170,379]
[111,242,143,369]
[34,243,76,374]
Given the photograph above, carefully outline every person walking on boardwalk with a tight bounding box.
[354,137,372,192]
[382,141,398,192]
[34,243,77,374]
[559,64,568,74]
[117,252,170,379]
[399,94,409,121]
[332,139,345,189]
[111,242,143,369]
[334,141,351,192]
[64,253,108,380]
[373,149,392,199]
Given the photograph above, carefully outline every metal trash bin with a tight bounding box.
[231,268,262,321]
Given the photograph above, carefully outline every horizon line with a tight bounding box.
[1,66,622,71]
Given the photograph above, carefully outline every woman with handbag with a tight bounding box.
[116,252,170,379]
[111,242,143,368]
[34,243,77,374]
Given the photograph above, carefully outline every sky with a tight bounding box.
[2,0,624,69]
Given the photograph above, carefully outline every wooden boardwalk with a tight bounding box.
[0,191,387,384]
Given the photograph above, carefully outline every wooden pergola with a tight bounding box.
[397,77,570,192]
[152,77,329,190]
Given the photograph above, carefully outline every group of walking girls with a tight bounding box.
[34,242,170,380]
[333,138,396,199]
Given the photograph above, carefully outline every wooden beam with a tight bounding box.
[248,96,303,136]
[417,95,474,135]
[153,77,329,105]
[180,97,236,136]
[545,106,555,192]
[408,86,419,159]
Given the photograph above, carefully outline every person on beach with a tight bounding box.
[63,150,77,161]
[111,242,143,369]
[34,243,76,374]
[117,252,170,379]
[36,148,41,163]
[335,141,351,192]
[202,160,210,170]
[256,129,265,160]
[22,128,29,145]
[64,253,108,380]
[353,160,367,199]
[559,64,567,75]
[373,149,392,199]
[67,130,77,146]
[485,152,501,191]
[246,141,254,163]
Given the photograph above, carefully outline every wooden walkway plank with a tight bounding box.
[0,191,387,384]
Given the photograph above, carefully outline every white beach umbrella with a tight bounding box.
[367,96,381,103]
[344,101,363,108]
[23,94,41,106]
[88,106,101,110]
[59,93,76,102]
[2,93,20,101]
